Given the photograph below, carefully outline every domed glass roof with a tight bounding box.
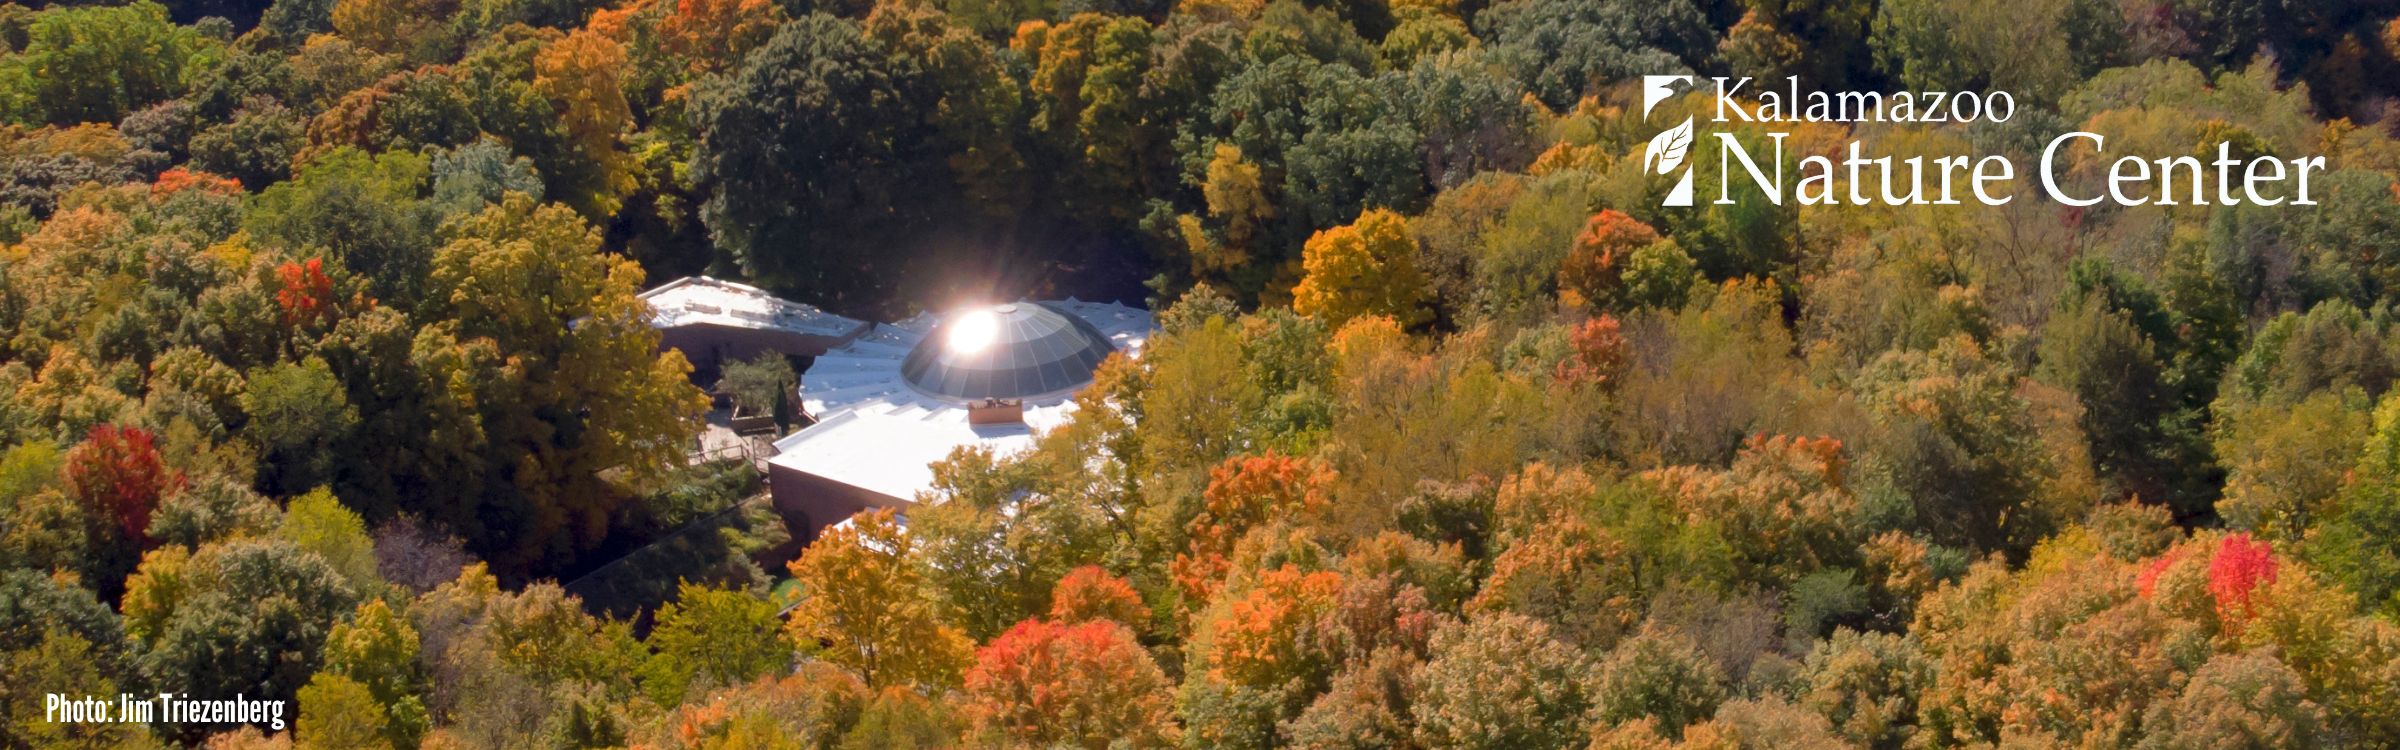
[900,302,1118,402]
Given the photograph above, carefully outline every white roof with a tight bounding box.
[639,276,869,340]
[769,299,1152,503]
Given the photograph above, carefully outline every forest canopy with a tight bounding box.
[7,0,2400,747]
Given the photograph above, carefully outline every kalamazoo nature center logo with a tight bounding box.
[1639,74,2326,209]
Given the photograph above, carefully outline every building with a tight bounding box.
[766,299,1152,545]
[638,276,1153,555]
[638,276,872,379]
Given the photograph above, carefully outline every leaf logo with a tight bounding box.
[1640,75,1698,207]
[1644,117,1693,175]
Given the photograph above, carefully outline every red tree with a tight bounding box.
[151,167,242,196]
[1554,314,1628,388]
[1171,453,1333,603]
[2207,533,2279,628]
[276,257,336,328]
[64,424,184,545]
[1049,566,1146,626]
[1557,210,1662,309]
[964,618,1177,747]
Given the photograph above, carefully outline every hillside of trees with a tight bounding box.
[7,0,2400,747]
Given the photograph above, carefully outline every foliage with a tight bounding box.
[6,1,2400,746]
[138,538,360,742]
[641,581,788,706]
[962,617,1178,748]
[0,2,214,126]
[1291,208,1434,328]
[1411,612,1594,750]
[784,508,972,690]
[715,352,796,423]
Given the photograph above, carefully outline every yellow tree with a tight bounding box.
[331,0,451,60]
[660,0,787,75]
[784,509,972,690]
[295,673,389,750]
[1292,208,1433,327]
[1179,143,1275,278]
[426,195,709,569]
[534,29,636,219]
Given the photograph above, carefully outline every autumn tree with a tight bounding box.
[1797,628,1932,749]
[1172,452,1333,605]
[1411,612,1596,750]
[1467,512,1643,649]
[319,598,428,748]
[417,194,708,570]
[1179,566,1348,749]
[0,2,209,126]
[330,0,457,61]
[1640,435,1864,589]
[297,673,391,750]
[1292,208,1433,328]
[783,508,971,690]
[1558,210,1662,311]
[63,423,183,595]
[659,0,787,75]
[913,444,1121,640]
[1047,565,1147,626]
[1590,627,1728,738]
[625,663,870,748]
[279,489,383,595]
[962,618,1179,748]
[532,29,636,218]
[640,581,788,706]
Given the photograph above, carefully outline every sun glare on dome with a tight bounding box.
[947,309,1001,354]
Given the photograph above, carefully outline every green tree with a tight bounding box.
[690,13,939,310]
[189,98,305,190]
[243,359,359,498]
[320,598,427,749]
[1478,0,1710,109]
[640,581,788,706]
[2036,298,2210,516]
[296,672,390,750]
[418,194,708,570]
[2313,389,2400,618]
[279,488,382,595]
[244,148,440,309]
[1855,335,2067,557]
[138,538,359,742]
[715,353,796,426]
[0,2,212,126]
[1871,0,2122,104]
